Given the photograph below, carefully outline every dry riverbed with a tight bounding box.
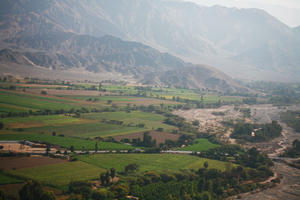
[174,104,300,200]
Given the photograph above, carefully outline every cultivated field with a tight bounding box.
[82,111,176,132]
[179,138,220,151]
[0,156,67,170]
[114,131,180,145]
[77,154,229,172]
[0,133,134,150]
[9,161,106,188]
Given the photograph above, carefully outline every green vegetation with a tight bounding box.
[0,173,24,185]
[179,138,220,151]
[81,111,176,132]
[9,161,105,188]
[281,139,300,158]
[26,121,144,138]
[281,110,300,133]
[77,154,229,172]
[0,133,134,150]
[2,115,82,128]
[0,90,81,112]
[230,121,282,142]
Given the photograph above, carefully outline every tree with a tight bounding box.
[0,122,3,130]
[52,131,56,136]
[41,91,47,95]
[95,142,98,152]
[204,161,209,169]
[19,180,55,200]
[100,173,106,185]
[110,168,116,179]
[192,120,200,127]
[45,144,51,155]
[0,189,6,200]
[70,145,75,152]
[105,171,110,185]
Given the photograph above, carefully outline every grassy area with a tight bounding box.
[179,138,220,152]
[82,111,176,132]
[26,122,146,138]
[9,161,105,188]
[0,133,134,150]
[0,173,24,185]
[0,90,81,112]
[2,115,82,129]
[77,154,228,172]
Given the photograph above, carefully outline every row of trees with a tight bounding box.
[230,120,282,142]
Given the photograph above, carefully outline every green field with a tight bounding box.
[179,138,220,152]
[9,161,105,188]
[77,154,228,172]
[26,122,145,138]
[2,115,82,129]
[0,173,24,185]
[0,133,134,150]
[0,90,82,112]
[82,111,176,132]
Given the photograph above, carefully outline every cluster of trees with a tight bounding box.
[230,120,282,142]
[122,132,157,148]
[129,165,263,200]
[163,113,199,134]
[280,110,300,133]
[199,145,273,178]
[100,168,116,186]
[0,180,56,200]
[281,139,300,158]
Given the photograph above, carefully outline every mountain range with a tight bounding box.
[0,0,299,90]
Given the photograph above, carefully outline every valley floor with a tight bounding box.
[175,104,300,200]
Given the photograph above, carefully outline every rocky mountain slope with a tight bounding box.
[1,0,299,81]
[0,32,243,92]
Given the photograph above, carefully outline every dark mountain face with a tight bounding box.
[0,0,298,89]
[1,0,298,81]
[0,32,243,92]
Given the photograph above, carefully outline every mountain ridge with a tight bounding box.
[0,32,244,92]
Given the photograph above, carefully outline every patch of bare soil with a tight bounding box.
[175,104,300,200]
[173,105,242,137]
[113,131,180,145]
[0,156,67,170]
[229,162,300,200]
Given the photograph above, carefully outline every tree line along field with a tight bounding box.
[76,154,229,173]
[3,154,230,189]
[0,133,134,150]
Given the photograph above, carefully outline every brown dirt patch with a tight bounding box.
[114,131,179,145]
[0,156,67,170]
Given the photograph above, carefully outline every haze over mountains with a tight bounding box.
[0,0,299,89]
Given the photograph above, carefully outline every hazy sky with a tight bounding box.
[183,0,300,27]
